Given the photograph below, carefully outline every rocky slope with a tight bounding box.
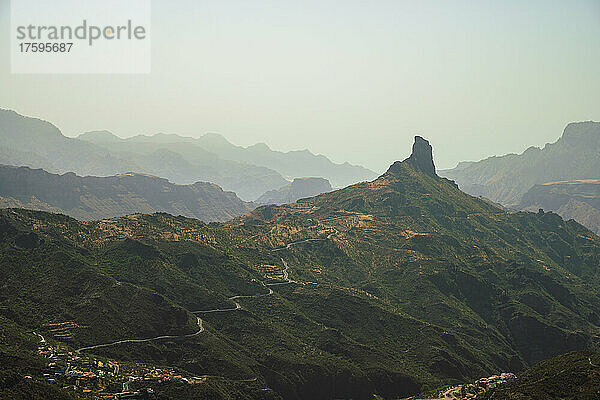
[0,165,255,221]
[518,180,600,234]
[256,177,332,205]
[441,121,600,206]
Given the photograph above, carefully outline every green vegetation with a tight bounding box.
[2,138,600,398]
[0,317,77,400]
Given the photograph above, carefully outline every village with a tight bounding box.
[36,324,516,400]
[33,330,206,399]
[403,372,516,400]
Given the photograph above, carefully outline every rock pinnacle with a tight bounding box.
[403,136,436,177]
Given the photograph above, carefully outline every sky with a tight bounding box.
[1,0,599,172]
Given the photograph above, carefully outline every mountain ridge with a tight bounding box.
[256,177,333,205]
[440,121,600,206]
[78,129,377,189]
[238,136,600,371]
[0,164,256,221]
[0,109,288,200]
[518,179,600,234]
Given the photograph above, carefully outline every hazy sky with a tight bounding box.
[1,0,599,172]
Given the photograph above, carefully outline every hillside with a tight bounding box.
[256,177,333,205]
[0,209,432,399]
[479,351,600,400]
[0,210,282,399]
[441,121,600,206]
[518,180,600,234]
[3,137,600,399]
[0,165,255,222]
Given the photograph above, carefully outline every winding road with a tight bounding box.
[76,231,334,354]
[191,284,274,315]
[76,317,204,353]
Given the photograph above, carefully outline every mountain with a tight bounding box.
[0,210,273,400]
[480,351,600,400]
[194,133,378,189]
[518,180,600,234]
[256,177,332,205]
[79,130,378,191]
[0,109,139,177]
[0,109,376,201]
[0,165,255,222]
[440,121,600,206]
[4,136,600,399]
[0,210,427,400]
[0,110,288,201]
[239,136,600,370]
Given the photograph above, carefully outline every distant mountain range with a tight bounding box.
[0,165,255,222]
[78,130,377,190]
[441,121,600,206]
[0,109,376,201]
[518,180,600,234]
[256,177,332,205]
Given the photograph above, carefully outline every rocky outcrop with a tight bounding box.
[239,134,600,383]
[386,136,438,178]
[403,136,436,176]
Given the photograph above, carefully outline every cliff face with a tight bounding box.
[256,177,333,205]
[518,180,600,234]
[441,121,600,206]
[403,135,436,177]
[0,165,255,221]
